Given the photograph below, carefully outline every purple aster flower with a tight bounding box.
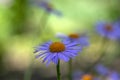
[34,40,82,65]
[95,64,120,80]
[30,0,62,16]
[56,33,89,48]
[107,71,120,80]
[93,77,100,80]
[95,21,120,40]
[38,0,62,16]
[69,33,89,47]
[72,71,83,80]
[95,64,109,76]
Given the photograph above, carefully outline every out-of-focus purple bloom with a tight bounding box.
[30,0,62,16]
[95,21,120,40]
[72,71,83,80]
[107,71,120,80]
[95,64,109,76]
[56,32,89,48]
[95,64,120,80]
[34,40,82,65]
[37,0,62,16]
[93,77,100,80]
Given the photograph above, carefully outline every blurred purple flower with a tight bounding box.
[95,21,120,40]
[95,64,109,76]
[107,71,120,80]
[72,71,83,80]
[34,40,82,65]
[56,32,89,48]
[93,77,100,80]
[30,0,62,16]
[95,64,120,80]
[38,0,62,16]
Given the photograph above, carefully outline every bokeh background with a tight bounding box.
[0,0,120,80]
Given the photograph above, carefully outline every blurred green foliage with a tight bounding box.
[10,0,29,35]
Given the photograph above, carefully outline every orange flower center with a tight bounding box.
[69,34,79,39]
[81,74,93,80]
[105,24,113,32]
[49,42,65,53]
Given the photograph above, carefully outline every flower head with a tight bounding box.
[72,71,83,80]
[95,64,120,80]
[68,33,89,47]
[107,71,120,80]
[38,0,62,16]
[56,32,89,47]
[95,21,120,40]
[34,40,82,65]
[95,64,109,76]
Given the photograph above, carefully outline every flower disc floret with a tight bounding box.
[82,74,93,80]
[105,24,113,32]
[49,42,65,53]
[69,34,79,39]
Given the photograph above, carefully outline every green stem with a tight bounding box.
[68,59,72,80]
[56,60,61,80]
[23,64,32,80]
[39,12,50,31]
[23,57,34,80]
